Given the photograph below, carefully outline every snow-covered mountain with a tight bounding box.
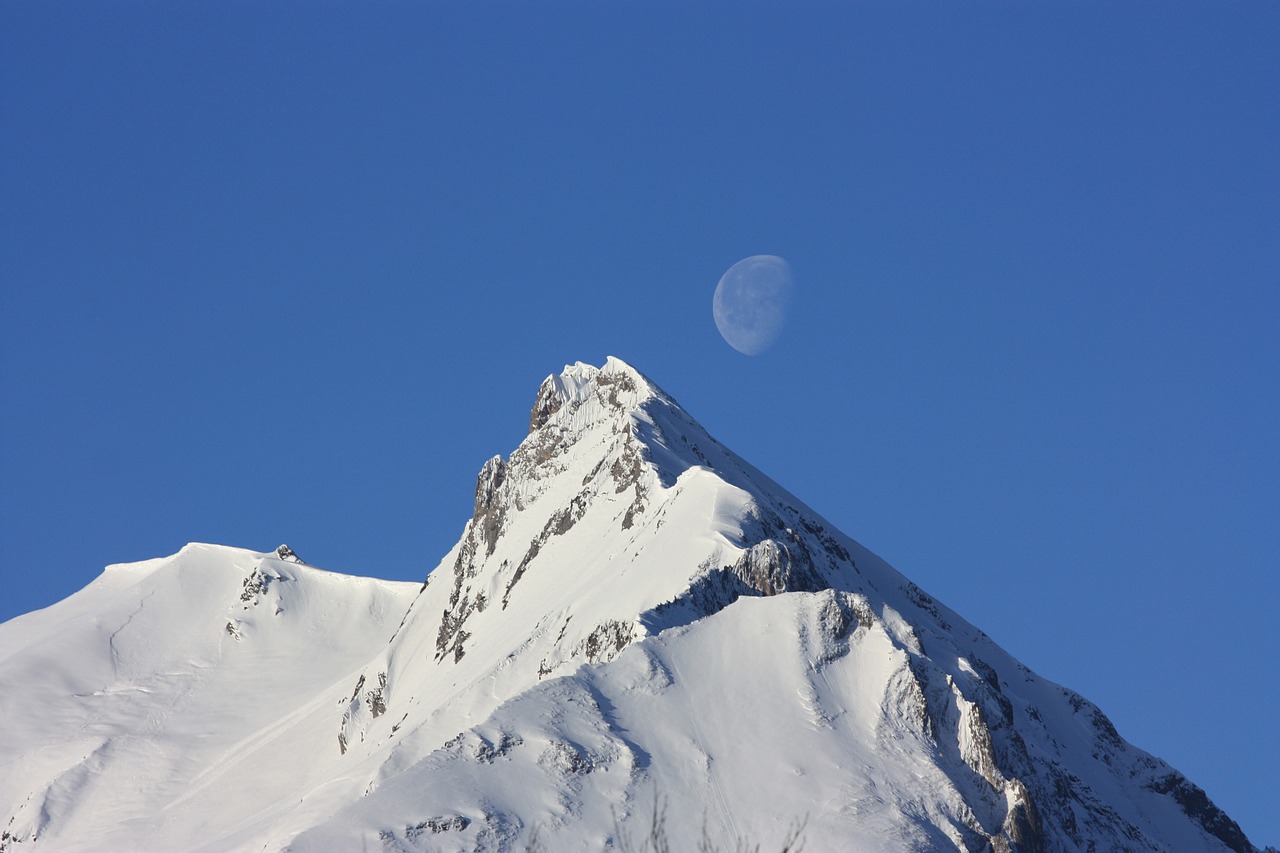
[0,357,1264,852]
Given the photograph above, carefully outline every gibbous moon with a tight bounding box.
[712,255,794,355]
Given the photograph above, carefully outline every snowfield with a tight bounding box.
[0,358,1262,852]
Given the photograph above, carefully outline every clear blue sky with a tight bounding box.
[2,2,1276,845]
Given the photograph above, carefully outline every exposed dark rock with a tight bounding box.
[274,544,304,563]
[799,516,853,564]
[435,605,453,657]
[642,556,864,642]
[970,656,1003,694]
[730,538,825,596]
[366,672,387,718]
[641,566,759,633]
[445,731,523,764]
[611,438,644,494]
[1147,773,1254,853]
[1002,778,1045,853]
[436,456,521,659]
[579,620,635,664]
[240,568,273,604]
[613,434,648,530]
[620,489,646,530]
[528,378,565,432]
[816,589,874,640]
[502,491,589,609]
[473,456,508,556]
[1062,689,1130,768]
[596,367,638,405]
[336,672,391,756]
[406,816,470,839]
[961,700,1004,790]
[894,657,936,743]
[904,581,950,631]
[436,604,469,661]
[520,427,568,474]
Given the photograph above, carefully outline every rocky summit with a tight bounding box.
[0,358,1264,852]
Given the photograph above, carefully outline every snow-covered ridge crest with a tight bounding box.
[528,355,660,433]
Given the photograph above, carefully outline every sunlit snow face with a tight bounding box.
[712,255,794,356]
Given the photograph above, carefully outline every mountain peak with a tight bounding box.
[528,355,658,433]
[0,357,1262,853]
[371,358,1263,851]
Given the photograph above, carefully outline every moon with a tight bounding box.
[712,255,795,355]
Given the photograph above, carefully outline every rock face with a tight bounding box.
[275,543,305,563]
[0,357,1264,853]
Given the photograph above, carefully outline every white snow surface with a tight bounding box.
[0,358,1261,853]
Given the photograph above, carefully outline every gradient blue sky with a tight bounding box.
[2,2,1277,844]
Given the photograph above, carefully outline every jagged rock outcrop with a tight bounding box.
[275,543,305,563]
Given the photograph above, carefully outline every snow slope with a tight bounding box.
[0,358,1263,852]
[0,544,419,851]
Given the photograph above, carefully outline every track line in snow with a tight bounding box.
[107,590,156,681]
[668,656,740,844]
